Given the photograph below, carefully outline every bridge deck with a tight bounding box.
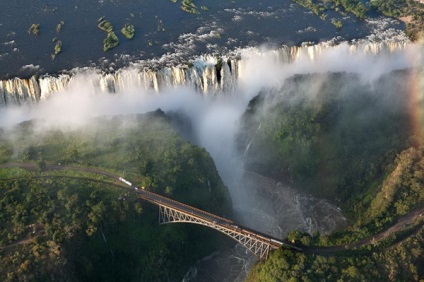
[119,177,301,257]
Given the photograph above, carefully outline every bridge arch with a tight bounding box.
[159,205,273,259]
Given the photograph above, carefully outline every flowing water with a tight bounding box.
[1,1,422,281]
[1,40,422,281]
[0,0,403,79]
[182,170,348,281]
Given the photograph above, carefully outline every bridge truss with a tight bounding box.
[159,205,272,259]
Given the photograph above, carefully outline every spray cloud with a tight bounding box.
[0,42,422,237]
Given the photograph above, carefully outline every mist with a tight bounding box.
[0,42,423,240]
[1,42,421,127]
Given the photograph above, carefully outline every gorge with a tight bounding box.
[1,36,423,280]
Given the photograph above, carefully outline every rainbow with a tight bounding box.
[406,43,424,146]
[408,69,424,145]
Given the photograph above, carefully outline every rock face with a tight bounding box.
[234,171,347,238]
[0,40,408,107]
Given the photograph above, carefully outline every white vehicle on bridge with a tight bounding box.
[270,238,283,245]
[118,177,132,187]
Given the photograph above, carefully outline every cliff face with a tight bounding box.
[0,40,409,107]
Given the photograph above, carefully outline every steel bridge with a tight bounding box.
[119,177,301,259]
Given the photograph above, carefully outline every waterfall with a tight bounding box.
[243,124,261,160]
[0,76,41,106]
[39,74,71,99]
[0,40,410,107]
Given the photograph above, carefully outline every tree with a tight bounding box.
[36,160,46,172]
[165,186,174,196]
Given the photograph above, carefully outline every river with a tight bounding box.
[183,171,347,281]
[0,0,402,79]
[0,0,417,281]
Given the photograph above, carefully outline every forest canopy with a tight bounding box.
[0,111,232,281]
[239,70,424,281]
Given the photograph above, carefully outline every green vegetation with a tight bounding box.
[371,0,424,40]
[292,0,424,39]
[0,111,232,281]
[97,18,120,51]
[103,31,119,51]
[170,0,206,13]
[331,18,343,28]
[121,23,135,39]
[181,0,200,14]
[362,146,424,226]
[292,0,367,19]
[239,72,414,202]
[293,0,367,19]
[28,24,40,36]
[320,13,328,20]
[292,0,327,16]
[336,0,368,19]
[248,224,424,281]
[51,40,62,60]
[240,70,424,280]
[98,19,114,33]
[249,205,424,281]
[56,21,64,33]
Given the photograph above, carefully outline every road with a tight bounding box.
[0,162,121,180]
[0,162,300,252]
[1,162,423,255]
[304,207,424,254]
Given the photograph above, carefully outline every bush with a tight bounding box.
[98,20,113,32]
[121,23,135,39]
[51,40,62,60]
[28,24,40,36]
[331,19,343,28]
[103,32,119,51]
[56,21,64,33]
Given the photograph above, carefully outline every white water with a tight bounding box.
[1,39,422,281]
[0,40,415,109]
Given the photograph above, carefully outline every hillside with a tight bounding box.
[238,70,424,281]
[247,145,424,281]
[0,110,232,281]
